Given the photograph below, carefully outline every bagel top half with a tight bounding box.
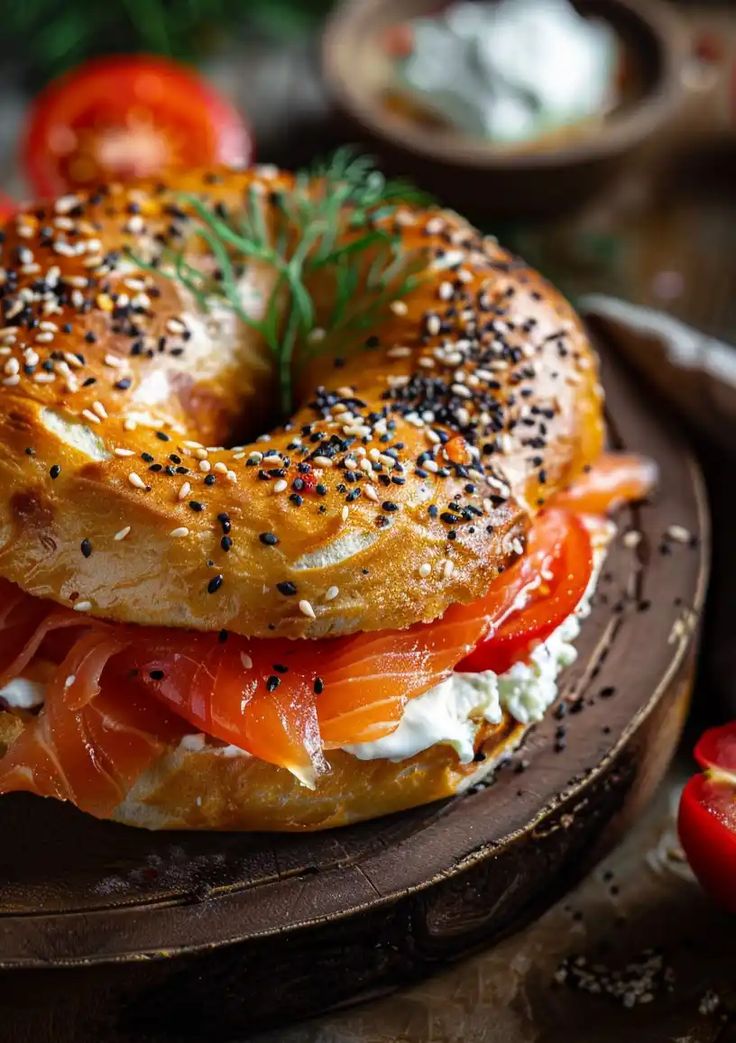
[0,165,603,638]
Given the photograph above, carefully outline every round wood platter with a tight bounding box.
[0,330,709,1042]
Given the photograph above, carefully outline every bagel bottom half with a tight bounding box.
[111,717,526,831]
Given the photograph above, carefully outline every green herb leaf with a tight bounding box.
[140,149,433,416]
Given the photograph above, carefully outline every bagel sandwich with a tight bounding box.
[0,157,655,829]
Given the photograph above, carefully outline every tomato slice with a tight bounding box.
[552,452,658,515]
[23,55,252,197]
[456,509,593,675]
[679,724,736,913]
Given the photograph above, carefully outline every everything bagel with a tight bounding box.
[0,163,602,639]
[0,158,638,832]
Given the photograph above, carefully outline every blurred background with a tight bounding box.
[2,2,736,1039]
[1,0,733,337]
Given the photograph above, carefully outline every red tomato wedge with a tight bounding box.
[552,453,657,516]
[23,55,252,197]
[679,723,736,913]
[456,510,592,675]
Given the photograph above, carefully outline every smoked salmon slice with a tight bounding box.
[0,618,186,817]
[552,452,657,515]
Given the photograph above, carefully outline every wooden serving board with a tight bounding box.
[0,333,708,1043]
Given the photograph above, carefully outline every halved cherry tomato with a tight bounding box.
[679,723,736,913]
[23,55,252,198]
[456,509,593,675]
[552,452,658,516]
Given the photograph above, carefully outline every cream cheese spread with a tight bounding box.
[398,0,617,144]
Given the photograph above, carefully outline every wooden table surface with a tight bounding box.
[1,4,735,1041]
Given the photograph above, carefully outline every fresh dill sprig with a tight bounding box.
[134,149,433,416]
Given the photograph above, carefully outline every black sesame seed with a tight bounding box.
[382,501,399,512]
[277,581,297,596]
[217,512,231,534]
[149,670,165,681]
[204,474,216,486]
[313,676,324,695]
[189,500,204,512]
[207,574,224,594]
[80,538,92,558]
[221,535,232,552]
[49,464,61,479]
[259,532,279,546]
[266,675,280,692]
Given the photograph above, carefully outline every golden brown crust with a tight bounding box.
[0,167,603,637]
[112,716,525,831]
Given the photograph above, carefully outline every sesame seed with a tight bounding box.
[419,562,432,578]
[299,599,316,619]
[324,585,339,601]
[73,600,93,613]
[55,194,82,214]
[623,530,642,549]
[312,455,333,468]
[169,526,189,538]
[390,300,408,316]
[273,479,288,493]
[114,526,131,541]
[443,560,455,578]
[178,481,191,501]
[666,524,691,544]
[207,574,224,594]
[114,447,135,457]
[128,472,146,489]
[240,653,253,669]
[82,409,101,425]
